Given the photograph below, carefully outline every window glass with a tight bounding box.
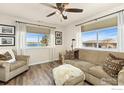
[82,31,97,48]
[98,27,117,49]
[81,26,117,49]
[26,32,49,47]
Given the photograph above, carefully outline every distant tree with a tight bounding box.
[40,35,48,46]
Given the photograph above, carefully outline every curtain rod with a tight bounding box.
[75,9,124,26]
[16,21,56,29]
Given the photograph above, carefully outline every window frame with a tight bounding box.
[81,26,118,51]
[25,32,50,48]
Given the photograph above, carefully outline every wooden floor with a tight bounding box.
[0,61,90,85]
[0,61,61,85]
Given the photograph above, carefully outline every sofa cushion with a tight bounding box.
[65,60,95,72]
[89,66,117,85]
[79,49,124,65]
[10,61,27,71]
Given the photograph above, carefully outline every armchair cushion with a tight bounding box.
[16,55,30,62]
[10,61,27,71]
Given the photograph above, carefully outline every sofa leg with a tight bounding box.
[0,81,8,85]
[3,81,8,85]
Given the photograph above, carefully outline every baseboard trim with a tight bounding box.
[29,58,59,66]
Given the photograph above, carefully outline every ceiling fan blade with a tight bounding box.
[65,8,83,13]
[62,3,69,6]
[42,3,57,9]
[56,3,62,8]
[56,3,69,8]
[46,12,56,17]
[62,14,67,20]
[63,3,69,5]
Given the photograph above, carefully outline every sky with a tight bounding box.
[81,26,117,42]
[26,33,45,42]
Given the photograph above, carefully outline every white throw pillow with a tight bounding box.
[0,49,16,63]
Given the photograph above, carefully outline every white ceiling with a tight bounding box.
[0,3,123,26]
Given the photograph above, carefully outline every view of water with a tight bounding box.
[27,43,46,47]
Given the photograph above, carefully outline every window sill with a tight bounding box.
[23,46,54,50]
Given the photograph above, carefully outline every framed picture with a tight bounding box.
[0,24,15,35]
[0,36,15,46]
[55,31,62,45]
[55,38,62,45]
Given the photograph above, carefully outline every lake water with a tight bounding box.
[27,43,45,47]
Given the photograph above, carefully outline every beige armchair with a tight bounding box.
[0,55,29,83]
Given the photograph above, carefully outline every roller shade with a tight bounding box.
[81,17,117,32]
[27,26,50,34]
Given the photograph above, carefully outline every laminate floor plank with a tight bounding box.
[0,61,61,85]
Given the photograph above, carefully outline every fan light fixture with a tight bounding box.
[42,3,83,20]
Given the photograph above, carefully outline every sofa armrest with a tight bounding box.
[118,67,124,85]
[0,62,10,81]
[0,61,10,68]
[16,55,30,64]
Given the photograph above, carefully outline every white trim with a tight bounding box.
[29,58,59,66]
[24,46,53,50]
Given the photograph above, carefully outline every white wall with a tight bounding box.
[0,14,17,50]
[63,24,81,50]
[62,5,124,51]
[0,14,65,65]
[23,27,65,65]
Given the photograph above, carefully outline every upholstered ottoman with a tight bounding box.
[52,64,85,85]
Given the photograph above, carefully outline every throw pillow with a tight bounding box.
[64,50,75,60]
[64,50,70,59]
[0,49,16,63]
[4,52,12,60]
[0,52,12,61]
[109,53,124,66]
[103,55,124,78]
[103,54,124,78]
[0,54,7,60]
[69,51,75,60]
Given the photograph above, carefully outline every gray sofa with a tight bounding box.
[64,49,124,85]
[0,55,29,82]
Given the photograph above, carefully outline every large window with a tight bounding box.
[26,26,50,47]
[82,27,117,49]
[26,33,49,47]
[81,16,118,49]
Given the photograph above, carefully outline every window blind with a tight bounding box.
[26,26,50,34]
[81,16,117,32]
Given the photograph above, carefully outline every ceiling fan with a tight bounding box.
[43,3,83,20]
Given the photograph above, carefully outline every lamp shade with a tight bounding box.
[72,39,76,41]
